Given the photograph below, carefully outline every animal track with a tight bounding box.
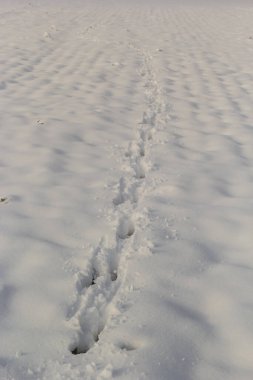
[68,43,167,357]
[117,216,135,239]
[69,238,120,355]
[113,177,127,206]
[126,140,145,158]
[139,140,145,157]
[134,159,146,179]
[113,177,141,207]
[139,128,154,142]
[71,312,103,354]
[75,271,97,293]
[142,110,156,125]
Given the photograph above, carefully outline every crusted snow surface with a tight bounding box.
[1,1,253,379]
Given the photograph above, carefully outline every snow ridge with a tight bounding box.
[67,42,169,355]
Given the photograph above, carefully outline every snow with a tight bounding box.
[1,0,253,379]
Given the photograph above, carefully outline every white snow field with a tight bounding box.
[1,0,253,379]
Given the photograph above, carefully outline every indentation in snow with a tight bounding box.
[117,216,135,239]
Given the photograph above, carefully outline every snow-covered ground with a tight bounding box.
[1,1,253,379]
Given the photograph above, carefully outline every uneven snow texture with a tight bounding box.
[1,1,253,379]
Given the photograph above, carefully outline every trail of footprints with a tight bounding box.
[68,45,167,355]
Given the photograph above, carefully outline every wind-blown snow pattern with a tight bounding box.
[1,1,253,379]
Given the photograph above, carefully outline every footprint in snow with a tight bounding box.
[76,269,98,293]
[113,177,127,206]
[117,216,135,239]
[139,140,145,157]
[135,160,146,179]
[139,128,154,142]
[142,111,156,126]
